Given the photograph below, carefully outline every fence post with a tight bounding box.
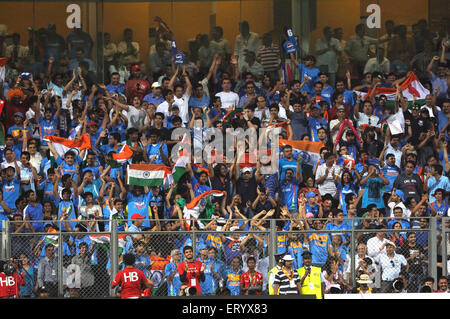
[192,229,196,258]
[442,217,448,278]
[110,220,118,297]
[350,219,356,287]
[429,217,438,290]
[1,220,9,259]
[269,219,277,270]
[58,228,64,297]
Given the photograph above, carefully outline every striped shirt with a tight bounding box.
[273,267,300,295]
[257,45,280,72]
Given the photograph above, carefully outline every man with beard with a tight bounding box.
[393,160,423,202]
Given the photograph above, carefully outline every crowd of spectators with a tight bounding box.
[0,16,449,298]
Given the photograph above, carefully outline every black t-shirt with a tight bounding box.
[399,243,425,274]
[236,176,258,210]
[393,173,422,202]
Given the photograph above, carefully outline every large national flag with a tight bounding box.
[112,144,133,164]
[183,190,225,230]
[279,139,325,166]
[127,164,172,187]
[354,72,429,106]
[45,134,92,158]
[164,134,190,188]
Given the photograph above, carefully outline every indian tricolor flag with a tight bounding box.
[0,58,7,81]
[127,163,172,187]
[164,134,190,188]
[89,234,127,248]
[43,227,59,246]
[112,144,133,164]
[45,134,92,159]
[279,139,325,166]
[183,190,225,230]
[354,72,430,106]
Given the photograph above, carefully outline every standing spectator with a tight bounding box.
[215,78,239,110]
[257,33,281,80]
[178,245,205,295]
[18,253,35,298]
[399,232,426,292]
[297,251,325,299]
[124,64,151,104]
[234,21,261,70]
[393,161,423,202]
[273,255,301,295]
[387,24,416,62]
[71,242,95,298]
[66,26,93,60]
[289,54,320,96]
[210,26,232,63]
[425,164,450,203]
[315,152,340,198]
[314,26,341,86]
[5,33,29,70]
[37,244,58,297]
[426,56,449,103]
[149,42,171,77]
[117,28,140,66]
[164,249,183,296]
[375,241,408,293]
[224,256,244,296]
[240,256,263,296]
[41,23,66,62]
[364,47,390,75]
[111,253,154,299]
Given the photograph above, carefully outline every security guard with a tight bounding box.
[297,250,325,299]
[268,253,284,295]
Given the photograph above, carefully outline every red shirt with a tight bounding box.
[240,270,263,295]
[178,260,203,295]
[0,272,24,298]
[112,267,148,299]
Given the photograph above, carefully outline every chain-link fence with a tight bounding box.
[1,217,445,297]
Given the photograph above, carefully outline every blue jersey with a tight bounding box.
[38,116,58,146]
[381,164,400,193]
[56,158,79,182]
[308,232,331,265]
[2,177,20,209]
[23,203,44,232]
[39,179,56,204]
[308,117,328,141]
[297,64,320,95]
[146,142,168,165]
[198,257,218,295]
[223,268,243,296]
[337,183,356,214]
[279,158,297,182]
[287,240,304,269]
[321,85,334,105]
[57,200,77,231]
[280,179,299,211]
[126,192,153,228]
[191,176,211,197]
[165,262,183,296]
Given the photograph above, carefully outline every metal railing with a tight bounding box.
[1,216,446,297]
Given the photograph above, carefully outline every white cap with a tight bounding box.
[385,240,396,248]
[151,82,161,88]
[242,167,252,174]
[229,226,239,231]
[282,255,294,261]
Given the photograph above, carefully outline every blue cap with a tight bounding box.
[394,189,404,201]
[367,158,379,166]
[306,192,316,199]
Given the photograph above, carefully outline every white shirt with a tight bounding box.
[156,101,171,126]
[215,91,240,109]
[355,113,380,128]
[277,104,294,119]
[375,253,407,281]
[364,57,391,74]
[126,105,146,129]
[367,236,389,259]
[388,201,409,219]
[173,93,190,125]
[315,163,340,197]
[314,37,342,73]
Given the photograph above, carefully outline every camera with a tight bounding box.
[183,286,197,296]
[20,72,31,80]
